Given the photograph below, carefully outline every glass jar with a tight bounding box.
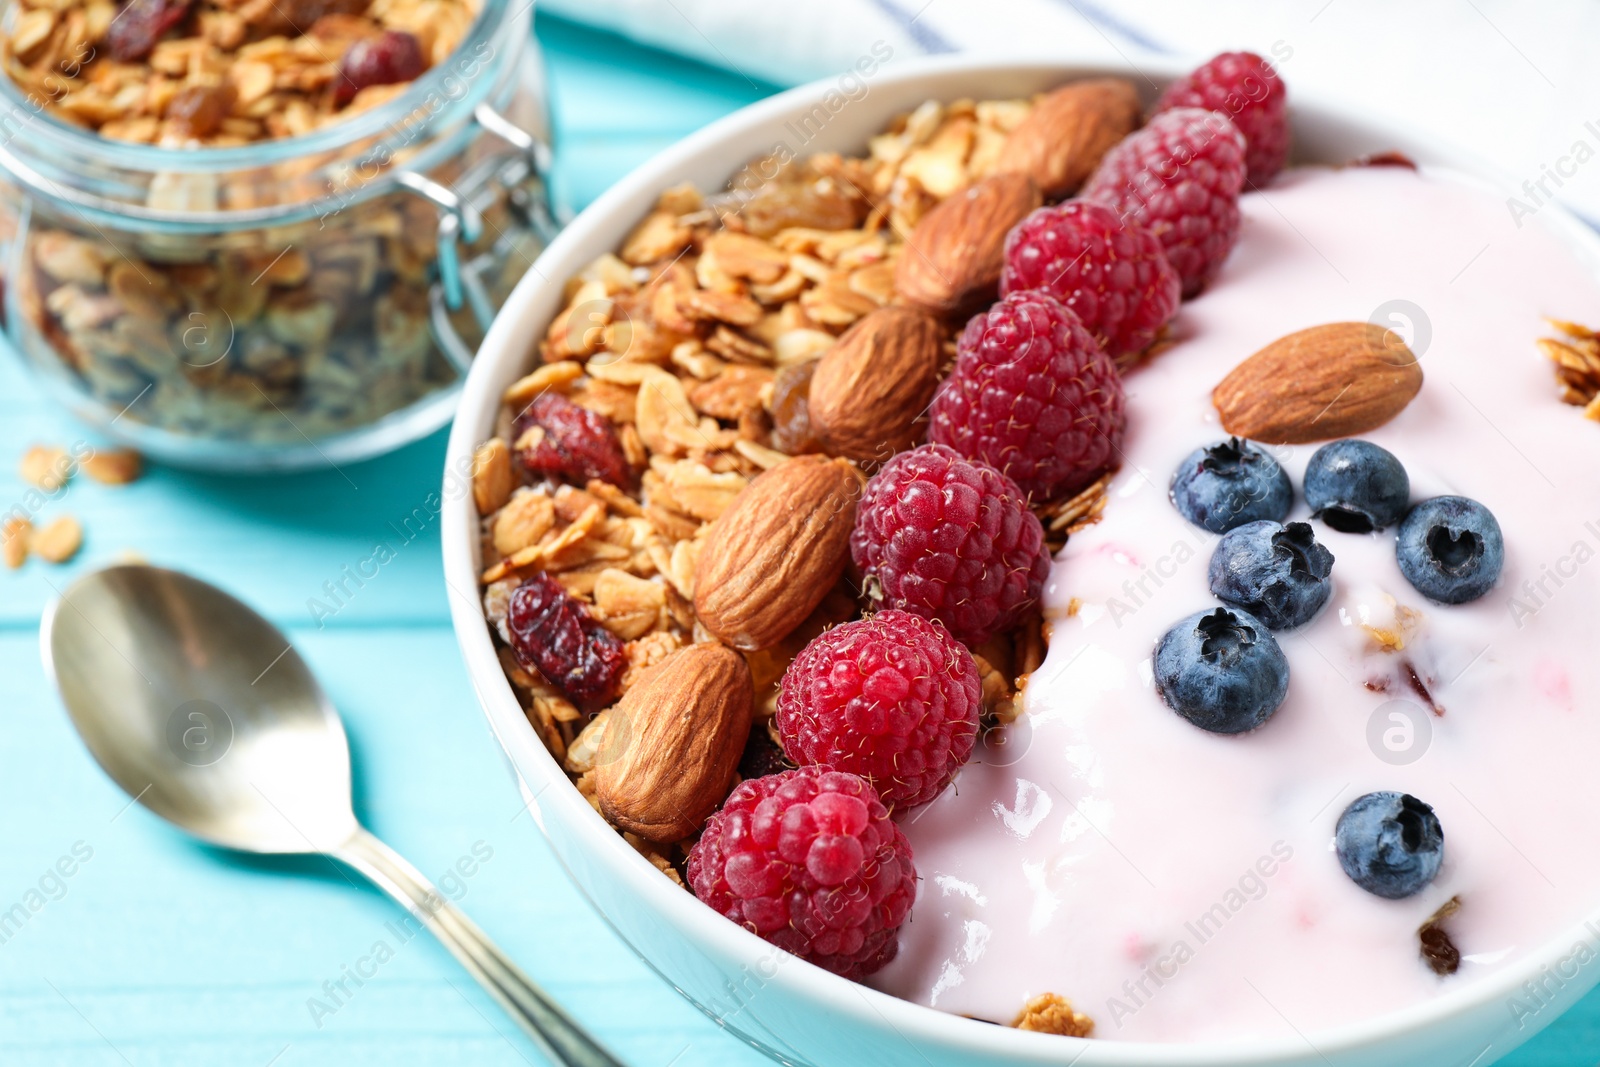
[0,0,556,470]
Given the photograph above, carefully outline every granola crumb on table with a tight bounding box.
[6,442,141,571]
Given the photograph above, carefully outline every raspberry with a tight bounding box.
[1000,200,1181,361]
[513,391,633,489]
[687,767,916,979]
[851,444,1050,648]
[1154,51,1290,188]
[776,611,980,809]
[1082,108,1247,298]
[505,572,627,708]
[335,30,426,106]
[929,290,1125,502]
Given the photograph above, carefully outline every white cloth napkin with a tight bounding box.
[542,0,1600,223]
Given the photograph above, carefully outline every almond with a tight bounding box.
[594,643,753,842]
[1213,322,1424,444]
[808,306,943,464]
[694,454,861,650]
[998,78,1142,197]
[895,173,1041,315]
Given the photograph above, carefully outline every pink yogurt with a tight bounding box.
[871,165,1600,1042]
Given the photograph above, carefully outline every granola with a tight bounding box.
[0,0,480,146]
[30,513,82,562]
[473,95,1073,858]
[1010,992,1094,1038]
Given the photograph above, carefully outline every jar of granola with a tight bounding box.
[0,0,556,469]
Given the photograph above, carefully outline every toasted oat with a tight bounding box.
[973,653,1018,724]
[3,517,32,569]
[504,361,584,408]
[592,568,667,640]
[1039,471,1115,551]
[624,832,686,887]
[471,439,515,516]
[565,711,611,774]
[81,448,143,485]
[19,445,70,491]
[1012,993,1093,1038]
[1541,318,1600,415]
[621,212,693,266]
[31,516,82,564]
[492,488,557,556]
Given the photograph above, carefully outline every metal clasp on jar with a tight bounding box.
[396,101,560,372]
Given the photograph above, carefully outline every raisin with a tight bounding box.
[737,726,793,781]
[739,181,864,237]
[1418,895,1463,977]
[769,359,822,455]
[513,392,634,489]
[167,84,237,138]
[106,0,193,61]
[1419,925,1460,976]
[250,0,362,34]
[505,573,627,709]
[334,30,425,106]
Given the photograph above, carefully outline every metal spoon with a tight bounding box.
[41,563,623,1067]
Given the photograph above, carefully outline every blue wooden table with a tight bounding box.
[0,14,1593,1066]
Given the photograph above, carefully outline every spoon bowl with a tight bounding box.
[42,564,357,853]
[42,563,622,1067]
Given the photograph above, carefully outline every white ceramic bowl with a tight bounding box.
[443,54,1600,1066]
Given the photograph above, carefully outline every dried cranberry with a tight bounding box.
[107,0,193,62]
[167,84,236,138]
[513,392,633,488]
[334,30,426,106]
[506,573,627,708]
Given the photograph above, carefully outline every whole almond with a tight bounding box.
[895,174,1041,315]
[1213,322,1423,444]
[999,78,1142,197]
[808,306,943,463]
[694,454,861,650]
[594,643,753,842]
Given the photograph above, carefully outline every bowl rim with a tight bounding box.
[442,50,1600,1064]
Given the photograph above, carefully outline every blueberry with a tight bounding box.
[1170,438,1292,534]
[1208,520,1334,630]
[1395,495,1503,604]
[1153,607,1289,734]
[1335,791,1444,899]
[1305,439,1410,533]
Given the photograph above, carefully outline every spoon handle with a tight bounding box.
[334,826,626,1067]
